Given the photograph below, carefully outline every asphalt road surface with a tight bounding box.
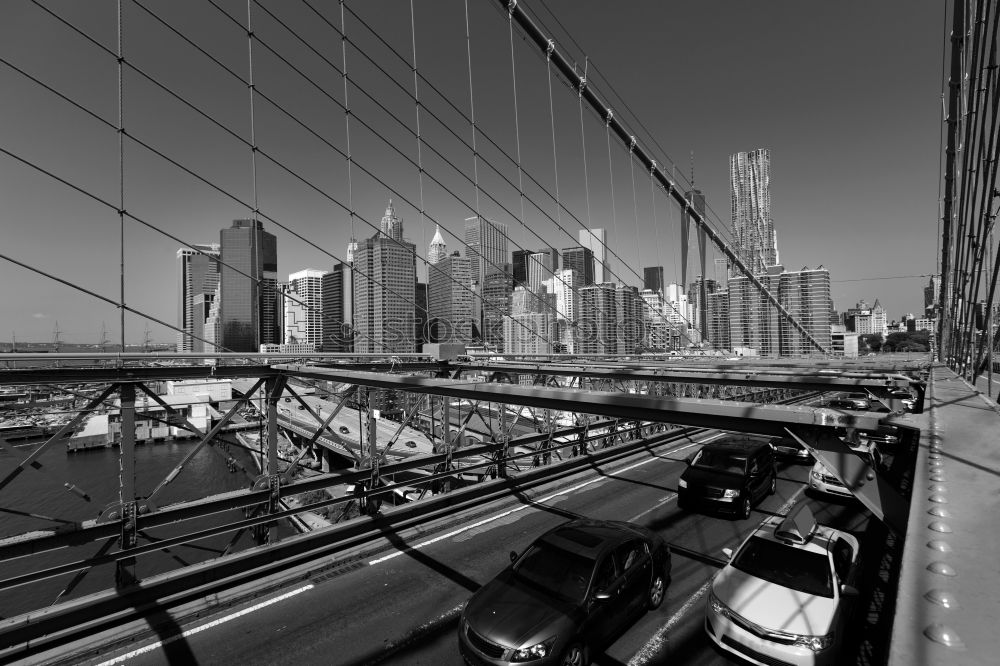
[86,428,895,666]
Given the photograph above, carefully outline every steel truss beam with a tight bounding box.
[457,362,918,397]
[275,366,885,436]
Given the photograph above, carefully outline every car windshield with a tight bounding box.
[513,542,595,603]
[692,449,747,474]
[732,536,833,598]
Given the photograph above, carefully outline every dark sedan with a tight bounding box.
[458,519,671,666]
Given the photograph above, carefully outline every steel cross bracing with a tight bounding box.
[0,360,918,650]
[498,0,829,355]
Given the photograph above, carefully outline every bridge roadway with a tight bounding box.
[53,428,885,666]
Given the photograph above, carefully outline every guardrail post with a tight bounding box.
[265,375,280,542]
[116,382,137,588]
[496,403,509,478]
[439,397,452,492]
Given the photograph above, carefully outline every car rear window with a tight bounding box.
[732,536,833,598]
[692,449,747,474]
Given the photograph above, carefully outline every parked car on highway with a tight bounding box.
[768,435,813,464]
[826,392,871,411]
[859,425,900,450]
[888,389,917,411]
[677,437,777,519]
[706,503,861,666]
[808,441,882,499]
[458,518,671,666]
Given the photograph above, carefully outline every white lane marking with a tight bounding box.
[629,579,714,665]
[628,485,807,665]
[95,584,315,665]
[369,434,719,566]
[628,493,677,522]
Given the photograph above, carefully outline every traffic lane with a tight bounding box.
[97,434,704,665]
[101,437,819,666]
[382,463,826,665]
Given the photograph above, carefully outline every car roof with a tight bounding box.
[538,519,640,560]
[751,511,852,557]
[701,436,772,455]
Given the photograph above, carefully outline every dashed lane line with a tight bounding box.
[94,584,315,665]
[627,485,808,666]
[368,434,720,566]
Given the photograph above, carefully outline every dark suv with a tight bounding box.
[677,438,777,519]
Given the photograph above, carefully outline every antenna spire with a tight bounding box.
[690,150,695,187]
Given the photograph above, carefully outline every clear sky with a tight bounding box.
[0,1,945,343]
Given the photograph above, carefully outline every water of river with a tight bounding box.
[0,436,292,619]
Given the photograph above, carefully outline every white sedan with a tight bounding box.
[705,504,861,666]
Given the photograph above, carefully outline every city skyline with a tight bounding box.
[0,2,943,342]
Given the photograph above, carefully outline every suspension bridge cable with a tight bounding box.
[116,0,126,350]
[501,0,827,354]
[521,0,740,250]
[55,0,562,350]
[335,1,699,319]
[233,1,630,337]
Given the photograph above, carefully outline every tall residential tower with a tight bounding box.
[729,149,778,276]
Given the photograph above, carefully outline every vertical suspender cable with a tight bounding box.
[604,115,617,262]
[500,0,826,354]
[117,0,125,350]
[463,0,482,217]
[409,0,429,329]
[339,0,356,346]
[546,44,563,230]
[578,59,593,235]
[246,0,262,349]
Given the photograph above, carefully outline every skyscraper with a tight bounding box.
[643,266,664,294]
[464,216,509,286]
[512,249,533,287]
[428,225,447,265]
[687,277,719,342]
[730,149,778,276]
[428,252,473,343]
[353,202,416,353]
[579,229,609,283]
[616,284,642,354]
[219,219,278,352]
[322,262,352,352]
[562,246,595,286]
[527,251,557,295]
[728,266,782,356]
[546,268,579,353]
[578,283,617,354]
[176,243,220,352]
[483,264,514,351]
[381,200,402,241]
[284,269,327,349]
[776,266,833,356]
[504,286,554,355]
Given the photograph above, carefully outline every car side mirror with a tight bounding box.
[841,584,859,597]
[721,547,734,560]
[684,453,695,464]
[509,550,518,563]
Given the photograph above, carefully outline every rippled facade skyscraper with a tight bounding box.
[729,149,778,276]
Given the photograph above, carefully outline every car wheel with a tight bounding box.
[741,496,752,519]
[561,642,587,666]
[769,475,777,495]
[647,572,666,610]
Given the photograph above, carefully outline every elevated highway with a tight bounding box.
[1,356,997,665]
